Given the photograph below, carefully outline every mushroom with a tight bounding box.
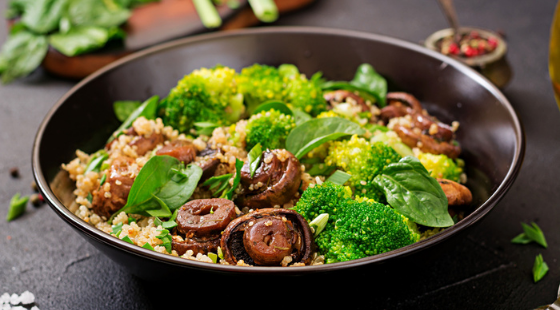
[235,149,302,209]
[172,198,237,256]
[438,178,473,206]
[91,156,135,218]
[220,208,314,266]
[155,140,197,164]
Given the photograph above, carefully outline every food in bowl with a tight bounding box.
[436,30,499,58]
[61,63,472,266]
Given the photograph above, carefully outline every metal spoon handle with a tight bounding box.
[436,0,460,35]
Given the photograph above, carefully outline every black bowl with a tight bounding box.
[32,27,524,279]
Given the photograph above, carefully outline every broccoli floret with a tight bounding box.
[160,65,244,133]
[370,129,414,157]
[325,135,401,201]
[279,64,327,116]
[237,63,327,116]
[245,109,296,150]
[294,182,419,264]
[417,152,463,182]
[236,64,285,114]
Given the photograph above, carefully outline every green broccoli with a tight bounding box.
[245,109,296,150]
[159,65,244,133]
[417,152,463,182]
[325,135,402,202]
[236,63,327,116]
[294,182,420,264]
[370,129,415,157]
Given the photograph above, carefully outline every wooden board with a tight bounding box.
[40,0,317,79]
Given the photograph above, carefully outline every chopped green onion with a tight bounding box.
[225,159,243,200]
[217,246,224,260]
[533,254,549,283]
[326,170,352,186]
[521,222,547,248]
[128,217,137,223]
[6,193,29,222]
[156,229,172,253]
[511,233,532,245]
[309,213,329,237]
[203,174,233,197]
[193,0,222,28]
[247,143,263,178]
[111,222,123,237]
[142,242,155,251]
[99,173,107,186]
[121,235,134,244]
[87,192,93,204]
[194,121,220,136]
[208,252,218,263]
[248,0,278,22]
[85,151,108,174]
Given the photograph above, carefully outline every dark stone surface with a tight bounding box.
[0,0,558,309]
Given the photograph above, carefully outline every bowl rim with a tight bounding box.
[32,26,525,275]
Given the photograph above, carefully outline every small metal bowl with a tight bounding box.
[424,27,512,88]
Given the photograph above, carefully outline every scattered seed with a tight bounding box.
[9,167,19,178]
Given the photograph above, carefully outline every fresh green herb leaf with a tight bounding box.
[6,193,29,222]
[113,100,142,122]
[146,194,172,218]
[21,0,67,34]
[128,217,137,223]
[49,26,114,57]
[155,164,203,211]
[247,143,263,178]
[286,117,366,159]
[107,95,159,143]
[521,222,548,248]
[67,0,131,29]
[511,233,533,245]
[225,159,243,200]
[252,100,293,116]
[373,156,453,227]
[161,218,178,229]
[0,30,48,84]
[156,229,172,253]
[142,242,155,251]
[533,254,549,283]
[85,150,108,174]
[309,213,329,237]
[86,192,93,203]
[326,170,352,186]
[121,235,134,244]
[193,0,222,28]
[248,0,278,22]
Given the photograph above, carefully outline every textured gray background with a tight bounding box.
[0,0,559,309]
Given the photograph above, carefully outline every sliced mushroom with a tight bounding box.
[91,156,135,218]
[324,89,370,112]
[393,125,461,159]
[438,178,473,206]
[235,149,302,209]
[129,132,165,156]
[195,147,222,183]
[172,198,237,256]
[156,140,197,164]
[220,208,314,266]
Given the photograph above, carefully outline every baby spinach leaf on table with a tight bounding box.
[107,95,159,143]
[247,143,263,178]
[67,0,131,29]
[6,193,29,222]
[49,26,113,57]
[286,117,366,159]
[373,156,453,227]
[533,254,549,283]
[21,0,67,34]
[113,100,142,122]
[252,100,293,116]
[0,31,48,84]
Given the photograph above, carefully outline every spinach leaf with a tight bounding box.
[247,143,263,178]
[0,31,48,83]
[156,163,203,211]
[113,100,142,122]
[203,174,233,197]
[49,26,112,57]
[67,0,131,28]
[252,100,293,116]
[373,156,453,227]
[21,0,67,34]
[107,95,159,143]
[291,108,312,126]
[307,163,336,176]
[320,63,387,107]
[285,117,366,159]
